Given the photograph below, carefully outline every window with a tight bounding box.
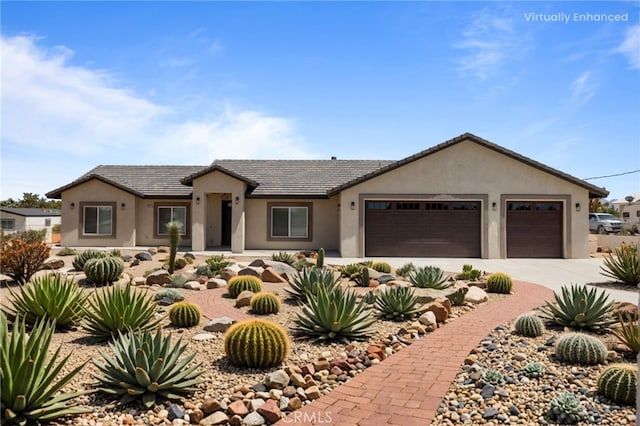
[397,202,420,210]
[367,202,392,210]
[155,204,190,237]
[637,210,640,218]
[268,203,312,240]
[623,212,630,218]
[508,202,532,211]
[45,218,51,227]
[1,218,15,230]
[425,202,449,210]
[82,205,113,236]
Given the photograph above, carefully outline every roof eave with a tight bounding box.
[46,174,145,199]
[180,164,259,188]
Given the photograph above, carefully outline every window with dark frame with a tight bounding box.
[157,206,188,236]
[271,206,308,238]
[1,218,15,230]
[83,205,113,236]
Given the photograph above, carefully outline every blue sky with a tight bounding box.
[1,1,639,201]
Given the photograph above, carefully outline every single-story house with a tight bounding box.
[46,133,607,258]
[0,207,62,243]
[612,193,640,229]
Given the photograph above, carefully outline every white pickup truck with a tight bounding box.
[588,213,622,234]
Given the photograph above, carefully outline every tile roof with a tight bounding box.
[0,207,61,217]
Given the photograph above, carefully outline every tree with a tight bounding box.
[0,193,61,209]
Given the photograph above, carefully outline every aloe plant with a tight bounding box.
[82,283,162,340]
[3,274,86,328]
[601,243,640,286]
[539,284,615,331]
[375,286,422,321]
[409,266,451,289]
[93,328,203,407]
[285,267,340,301]
[0,314,92,424]
[293,285,375,342]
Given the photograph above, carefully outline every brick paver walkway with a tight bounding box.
[186,287,252,321]
[274,280,553,426]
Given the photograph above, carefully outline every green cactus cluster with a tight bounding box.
[83,256,125,285]
[480,368,505,386]
[227,275,263,298]
[169,301,201,328]
[446,287,468,307]
[597,363,637,405]
[521,361,546,378]
[548,392,587,424]
[224,320,290,368]
[514,313,544,337]
[315,248,325,268]
[72,249,106,271]
[554,332,607,365]
[486,272,513,294]
[250,293,281,315]
[371,261,391,273]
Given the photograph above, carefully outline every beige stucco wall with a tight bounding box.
[134,199,193,247]
[191,171,247,252]
[339,140,591,259]
[244,197,340,251]
[60,179,137,247]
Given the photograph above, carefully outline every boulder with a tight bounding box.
[418,311,437,329]
[157,246,170,253]
[129,258,140,267]
[261,267,288,283]
[207,278,227,289]
[41,257,65,270]
[424,302,449,322]
[184,281,203,290]
[131,276,146,286]
[266,369,290,390]
[204,316,236,333]
[238,267,262,278]
[377,274,396,284]
[221,265,241,281]
[436,298,452,314]
[146,270,172,286]
[465,286,488,304]
[262,260,298,278]
[184,252,196,260]
[135,252,153,261]
[235,290,255,308]
[413,287,460,304]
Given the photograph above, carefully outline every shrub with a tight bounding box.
[371,261,391,273]
[286,267,340,301]
[195,264,212,277]
[169,301,201,327]
[250,293,281,315]
[83,256,125,285]
[521,361,546,378]
[600,243,640,286]
[539,284,615,331]
[1,229,47,244]
[612,313,639,354]
[94,328,203,407]
[486,272,513,294]
[271,251,296,265]
[57,247,78,256]
[82,283,162,340]
[72,249,106,271]
[293,286,375,342]
[548,392,587,424]
[409,266,451,289]
[514,313,544,337]
[154,288,185,302]
[205,254,233,276]
[480,369,505,386]
[339,263,361,278]
[224,320,290,368]
[446,287,469,307]
[597,363,637,405]
[375,286,422,321]
[554,333,607,365]
[227,276,263,298]
[0,314,91,424]
[395,262,416,277]
[3,274,85,328]
[0,239,50,284]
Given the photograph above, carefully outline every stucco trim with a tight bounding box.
[356,193,489,258]
[266,202,314,242]
[78,202,117,239]
[500,194,572,259]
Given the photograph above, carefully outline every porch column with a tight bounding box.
[192,194,205,251]
[231,194,245,253]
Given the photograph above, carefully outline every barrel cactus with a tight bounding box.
[371,261,391,273]
[72,249,106,271]
[169,301,201,328]
[514,313,544,337]
[548,392,587,424]
[84,256,124,285]
[554,333,607,365]
[486,272,513,294]
[224,320,290,368]
[227,276,263,298]
[250,293,281,315]
[597,363,637,405]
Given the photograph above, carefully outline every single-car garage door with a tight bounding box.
[506,201,563,258]
[365,200,481,257]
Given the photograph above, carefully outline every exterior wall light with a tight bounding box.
[492,202,497,211]
[70,202,75,210]
[121,203,126,210]
[350,201,356,210]
[235,196,240,204]
[575,203,581,212]
[195,196,200,205]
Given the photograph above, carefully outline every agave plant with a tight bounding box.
[292,285,375,342]
[93,328,203,408]
[613,313,639,354]
[285,267,341,301]
[82,283,163,340]
[271,251,296,266]
[375,286,423,321]
[395,262,416,277]
[601,243,640,286]
[339,263,362,278]
[3,274,86,328]
[538,284,615,331]
[409,266,451,289]
[1,314,92,425]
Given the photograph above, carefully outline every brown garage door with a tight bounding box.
[365,200,481,257]
[506,201,563,258]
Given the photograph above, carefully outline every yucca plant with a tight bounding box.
[409,266,451,289]
[293,285,375,342]
[600,243,640,286]
[285,267,340,301]
[539,284,615,331]
[271,251,296,266]
[93,328,203,408]
[82,283,163,340]
[613,313,639,354]
[3,274,86,329]
[375,286,422,321]
[1,314,92,425]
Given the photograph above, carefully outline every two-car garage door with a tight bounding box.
[506,201,563,258]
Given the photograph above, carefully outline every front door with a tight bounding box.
[221,201,232,247]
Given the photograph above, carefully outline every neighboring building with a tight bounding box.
[611,192,640,229]
[46,133,607,258]
[0,207,62,243]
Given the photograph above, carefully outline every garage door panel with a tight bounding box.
[365,201,481,257]
[506,202,563,258]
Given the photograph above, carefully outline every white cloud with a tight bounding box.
[571,71,596,105]
[615,25,640,70]
[0,35,312,199]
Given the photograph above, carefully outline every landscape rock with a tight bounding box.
[305,385,321,400]
[201,398,223,414]
[227,400,249,417]
[200,411,229,425]
[418,311,438,329]
[167,404,184,421]
[238,267,262,278]
[424,301,449,322]
[262,260,298,278]
[131,276,146,286]
[266,370,290,390]
[256,399,282,423]
[146,270,172,286]
[184,252,196,260]
[287,397,303,410]
[465,286,488,304]
[612,302,639,320]
[235,290,255,308]
[242,412,265,425]
[377,274,396,284]
[261,267,288,283]
[207,278,227,289]
[413,287,459,304]
[157,246,170,253]
[204,316,236,333]
[41,257,64,270]
[191,333,216,341]
[220,265,241,281]
[135,252,153,261]
[184,281,203,290]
